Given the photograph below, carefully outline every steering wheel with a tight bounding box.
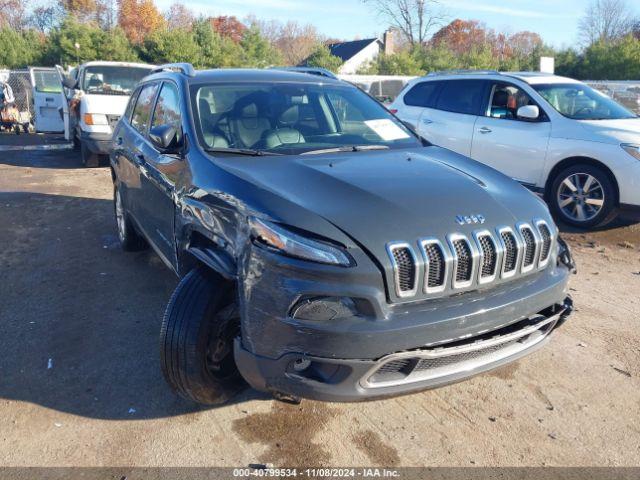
[574,107,593,117]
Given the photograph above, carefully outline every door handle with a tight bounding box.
[115,136,123,146]
[479,127,492,134]
[422,118,433,124]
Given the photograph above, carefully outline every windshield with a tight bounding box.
[533,83,637,120]
[191,82,421,155]
[82,66,151,96]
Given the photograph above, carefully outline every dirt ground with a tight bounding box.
[0,144,639,468]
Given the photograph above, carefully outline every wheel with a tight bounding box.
[160,267,244,405]
[114,185,147,251]
[549,164,618,229]
[80,140,100,167]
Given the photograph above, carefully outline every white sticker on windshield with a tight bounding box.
[364,119,411,141]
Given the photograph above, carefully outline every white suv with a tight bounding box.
[390,71,640,228]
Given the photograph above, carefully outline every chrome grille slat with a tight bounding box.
[419,238,451,294]
[473,230,502,284]
[447,234,478,289]
[517,222,540,274]
[387,242,419,298]
[535,219,554,268]
[497,226,522,279]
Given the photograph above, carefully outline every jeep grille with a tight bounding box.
[386,219,555,301]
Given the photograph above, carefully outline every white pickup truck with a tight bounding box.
[61,61,154,166]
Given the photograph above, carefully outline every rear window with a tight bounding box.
[435,80,486,115]
[404,81,440,108]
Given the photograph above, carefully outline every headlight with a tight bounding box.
[84,113,108,126]
[621,143,640,161]
[249,218,354,267]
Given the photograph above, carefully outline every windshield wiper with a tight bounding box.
[203,147,283,156]
[301,145,390,155]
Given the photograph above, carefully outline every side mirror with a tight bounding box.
[62,75,78,89]
[149,124,182,153]
[517,105,540,121]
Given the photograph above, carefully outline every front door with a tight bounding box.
[135,81,185,269]
[29,67,66,133]
[470,82,551,185]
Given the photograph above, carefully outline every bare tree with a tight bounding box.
[165,2,195,30]
[0,0,28,29]
[362,0,447,47]
[579,0,636,46]
[247,16,322,65]
[28,4,60,31]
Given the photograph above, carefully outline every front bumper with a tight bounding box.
[235,298,573,402]
[235,240,573,401]
[79,130,113,155]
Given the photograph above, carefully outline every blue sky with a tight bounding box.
[155,0,610,48]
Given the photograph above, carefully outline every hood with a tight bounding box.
[572,118,640,145]
[80,93,130,116]
[215,147,551,263]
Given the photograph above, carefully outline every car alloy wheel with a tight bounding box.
[556,172,605,223]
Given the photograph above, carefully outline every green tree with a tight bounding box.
[192,19,243,68]
[555,48,582,78]
[0,28,46,68]
[239,26,281,67]
[140,27,200,65]
[360,49,424,75]
[303,44,342,72]
[43,17,137,66]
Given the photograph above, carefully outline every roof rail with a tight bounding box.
[150,63,196,77]
[427,69,500,77]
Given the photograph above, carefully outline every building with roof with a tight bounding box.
[301,30,395,75]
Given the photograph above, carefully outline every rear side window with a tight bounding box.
[404,81,440,108]
[436,80,486,115]
[131,82,159,135]
[151,82,181,130]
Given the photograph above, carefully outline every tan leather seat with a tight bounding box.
[229,100,271,148]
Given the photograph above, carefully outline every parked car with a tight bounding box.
[390,71,640,228]
[61,61,154,166]
[111,64,574,404]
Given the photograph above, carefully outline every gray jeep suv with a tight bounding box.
[110,64,574,404]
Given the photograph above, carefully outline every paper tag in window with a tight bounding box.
[364,119,410,141]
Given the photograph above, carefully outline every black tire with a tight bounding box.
[81,140,100,167]
[549,163,618,229]
[160,267,244,405]
[114,185,147,251]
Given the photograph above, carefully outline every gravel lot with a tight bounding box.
[1,142,639,467]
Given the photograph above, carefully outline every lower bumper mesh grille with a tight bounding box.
[364,305,567,388]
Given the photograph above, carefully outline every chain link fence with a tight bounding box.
[1,69,35,129]
[587,81,640,115]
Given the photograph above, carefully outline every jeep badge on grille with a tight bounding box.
[455,214,486,225]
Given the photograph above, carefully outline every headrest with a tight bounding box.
[199,98,212,117]
[88,76,102,87]
[241,103,258,119]
[493,90,509,106]
[279,105,299,126]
